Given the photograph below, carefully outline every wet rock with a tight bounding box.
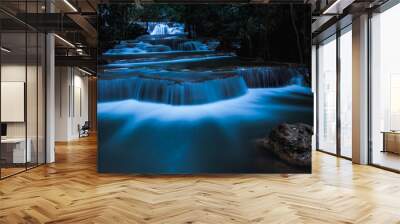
[143,44,172,52]
[178,41,208,51]
[258,123,312,167]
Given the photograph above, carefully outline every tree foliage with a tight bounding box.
[98,4,311,66]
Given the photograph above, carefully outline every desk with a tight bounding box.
[382,131,400,154]
[1,138,31,163]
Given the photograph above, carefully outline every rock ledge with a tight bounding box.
[258,123,312,167]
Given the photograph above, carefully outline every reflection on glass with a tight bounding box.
[1,31,28,177]
[371,3,400,171]
[318,37,337,154]
[0,1,47,179]
[27,31,38,169]
[340,29,352,158]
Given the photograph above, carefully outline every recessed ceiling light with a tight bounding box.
[63,0,78,12]
[78,67,93,76]
[54,34,75,48]
[322,0,354,15]
[1,47,11,53]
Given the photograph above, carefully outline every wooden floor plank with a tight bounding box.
[1,135,400,223]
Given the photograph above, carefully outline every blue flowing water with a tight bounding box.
[98,73,248,105]
[98,22,313,173]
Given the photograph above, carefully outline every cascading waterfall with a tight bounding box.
[98,17,313,173]
[105,41,173,55]
[98,74,248,105]
[106,41,211,55]
[104,39,211,55]
[149,23,185,35]
[104,54,235,69]
[101,22,308,106]
[145,38,188,51]
[104,24,211,56]
[237,66,304,88]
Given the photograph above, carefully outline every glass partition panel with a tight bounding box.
[0,0,47,179]
[339,28,352,158]
[27,30,38,169]
[1,31,28,177]
[317,36,337,154]
[371,3,400,171]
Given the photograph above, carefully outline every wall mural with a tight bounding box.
[97,4,313,173]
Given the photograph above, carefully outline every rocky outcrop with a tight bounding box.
[258,123,312,167]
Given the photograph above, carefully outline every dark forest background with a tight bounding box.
[98,4,311,68]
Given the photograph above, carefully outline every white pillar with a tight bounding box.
[352,14,369,164]
[46,0,55,163]
[312,45,317,151]
[55,67,72,141]
[46,33,55,163]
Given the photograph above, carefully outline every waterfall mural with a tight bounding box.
[98,4,313,173]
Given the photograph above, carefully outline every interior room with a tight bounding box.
[370,2,400,171]
[54,66,90,141]
[0,0,400,223]
[0,6,46,178]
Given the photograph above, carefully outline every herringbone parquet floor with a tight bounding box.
[1,135,400,224]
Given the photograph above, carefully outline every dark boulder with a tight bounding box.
[258,123,313,167]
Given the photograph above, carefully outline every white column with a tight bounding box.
[312,45,317,151]
[55,67,73,141]
[45,0,56,163]
[352,14,369,164]
[46,33,55,163]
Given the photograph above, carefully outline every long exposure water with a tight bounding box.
[98,23,313,173]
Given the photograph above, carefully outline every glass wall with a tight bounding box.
[370,3,400,171]
[317,25,353,159]
[339,27,352,158]
[317,35,337,154]
[0,1,46,179]
[1,25,28,177]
